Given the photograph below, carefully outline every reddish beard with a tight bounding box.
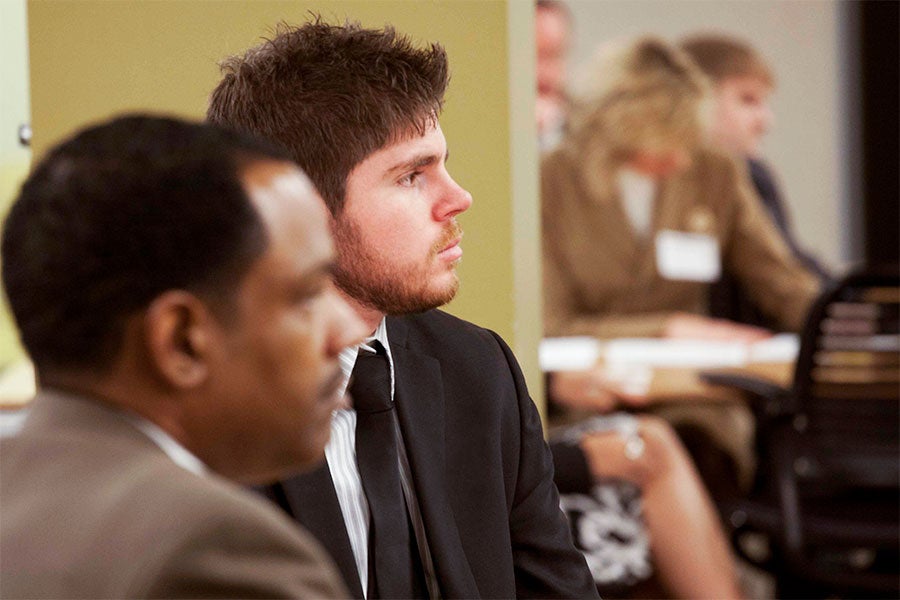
[332,217,464,315]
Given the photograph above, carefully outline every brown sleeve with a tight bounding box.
[541,153,675,338]
[719,156,820,332]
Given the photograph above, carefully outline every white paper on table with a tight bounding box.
[602,338,749,368]
[540,334,799,382]
[748,333,800,363]
[603,363,653,396]
[539,337,601,371]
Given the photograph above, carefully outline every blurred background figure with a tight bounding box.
[542,36,819,348]
[537,26,750,599]
[536,0,572,152]
[540,37,823,598]
[680,33,831,329]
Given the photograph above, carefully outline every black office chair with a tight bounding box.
[703,265,899,599]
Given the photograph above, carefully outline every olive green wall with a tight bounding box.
[27,0,544,403]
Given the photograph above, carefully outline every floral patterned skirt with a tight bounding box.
[553,414,653,590]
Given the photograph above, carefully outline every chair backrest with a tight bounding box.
[790,265,899,491]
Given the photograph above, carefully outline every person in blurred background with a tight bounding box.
[680,33,831,328]
[536,0,572,152]
[551,410,745,598]
[541,36,819,465]
[542,35,823,596]
[0,115,363,598]
[542,36,818,343]
[537,30,763,598]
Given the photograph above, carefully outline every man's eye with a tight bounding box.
[292,284,326,307]
[399,171,421,187]
[293,294,315,309]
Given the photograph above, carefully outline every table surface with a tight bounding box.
[646,360,794,403]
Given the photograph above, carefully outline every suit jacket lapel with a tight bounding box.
[387,318,480,599]
[274,464,364,598]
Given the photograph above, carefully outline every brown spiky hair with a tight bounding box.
[208,18,449,215]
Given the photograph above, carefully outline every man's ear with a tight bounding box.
[144,291,214,389]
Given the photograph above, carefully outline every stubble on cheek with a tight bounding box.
[332,218,463,315]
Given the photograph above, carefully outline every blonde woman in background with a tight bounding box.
[543,36,817,342]
[543,36,821,598]
[543,36,819,488]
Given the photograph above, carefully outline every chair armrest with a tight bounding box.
[699,371,793,419]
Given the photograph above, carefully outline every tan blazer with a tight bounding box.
[0,390,349,599]
[542,140,819,338]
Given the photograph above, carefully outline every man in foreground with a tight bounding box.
[209,20,597,599]
[0,115,364,598]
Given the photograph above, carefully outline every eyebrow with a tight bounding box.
[290,260,337,295]
[310,260,338,282]
[386,149,450,177]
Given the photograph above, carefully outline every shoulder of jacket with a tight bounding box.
[390,310,505,356]
[692,146,744,178]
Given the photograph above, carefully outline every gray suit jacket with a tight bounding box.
[0,389,348,599]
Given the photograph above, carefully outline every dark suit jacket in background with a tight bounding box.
[262,310,598,599]
[747,158,830,279]
[0,390,348,599]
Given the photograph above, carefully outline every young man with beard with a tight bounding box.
[208,20,597,600]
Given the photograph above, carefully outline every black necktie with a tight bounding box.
[350,342,425,599]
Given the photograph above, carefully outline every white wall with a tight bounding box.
[0,0,30,169]
[0,0,31,368]
[563,0,852,269]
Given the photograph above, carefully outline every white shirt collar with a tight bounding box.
[337,316,395,404]
[124,412,208,476]
[616,167,657,237]
[361,317,391,358]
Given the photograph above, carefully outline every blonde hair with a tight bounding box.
[568,36,710,163]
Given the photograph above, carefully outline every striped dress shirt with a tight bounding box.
[325,318,439,598]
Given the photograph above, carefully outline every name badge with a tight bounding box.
[655,229,721,282]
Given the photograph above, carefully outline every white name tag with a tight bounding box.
[655,229,721,282]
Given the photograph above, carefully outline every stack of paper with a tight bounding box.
[538,337,600,371]
[539,334,799,371]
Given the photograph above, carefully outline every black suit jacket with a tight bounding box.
[262,310,597,599]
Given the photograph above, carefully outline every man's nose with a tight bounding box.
[433,174,473,221]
